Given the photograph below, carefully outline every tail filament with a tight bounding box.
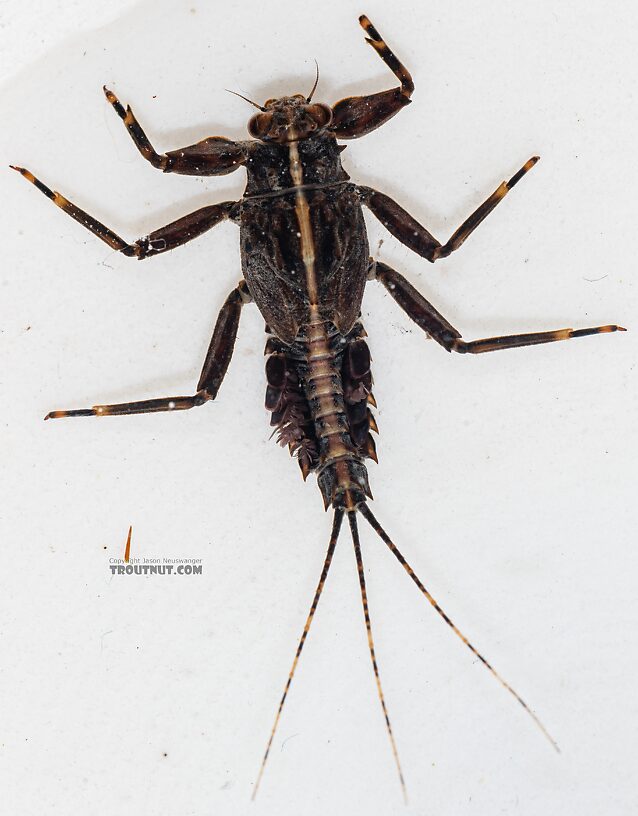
[253,500,558,799]
[252,509,344,800]
[359,503,560,753]
[349,511,408,802]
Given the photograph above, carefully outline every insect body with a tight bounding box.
[12,15,624,798]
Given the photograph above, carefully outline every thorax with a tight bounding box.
[243,133,349,198]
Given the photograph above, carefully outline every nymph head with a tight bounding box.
[247,95,333,143]
[228,65,332,143]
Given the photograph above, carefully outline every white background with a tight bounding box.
[0,1,636,814]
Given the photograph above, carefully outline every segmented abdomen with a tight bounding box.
[264,320,378,510]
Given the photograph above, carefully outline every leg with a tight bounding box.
[330,15,413,139]
[103,87,246,176]
[10,165,237,259]
[373,261,625,353]
[45,282,251,420]
[358,157,538,263]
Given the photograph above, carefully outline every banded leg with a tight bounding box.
[103,86,246,176]
[10,165,237,259]
[374,261,625,353]
[331,16,414,139]
[45,282,251,421]
[358,157,538,263]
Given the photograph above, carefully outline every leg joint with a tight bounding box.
[450,337,467,353]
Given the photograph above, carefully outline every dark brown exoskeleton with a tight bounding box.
[12,15,625,798]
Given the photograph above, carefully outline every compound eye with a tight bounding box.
[306,103,332,128]
[248,113,272,139]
